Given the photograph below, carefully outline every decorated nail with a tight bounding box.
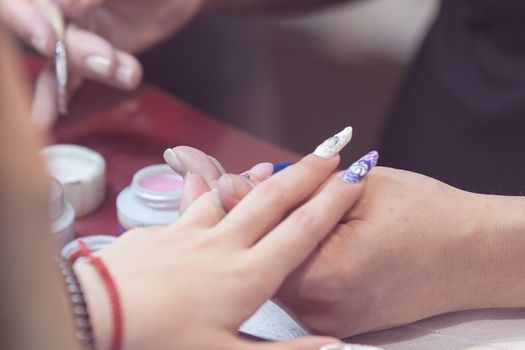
[341,151,379,183]
[314,126,353,158]
[320,343,384,350]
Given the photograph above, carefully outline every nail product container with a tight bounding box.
[42,144,106,218]
[116,164,183,233]
[49,177,75,248]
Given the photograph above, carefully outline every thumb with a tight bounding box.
[239,337,342,350]
[180,172,212,214]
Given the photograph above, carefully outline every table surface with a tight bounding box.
[44,63,525,350]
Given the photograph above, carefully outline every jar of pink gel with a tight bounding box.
[116,164,183,233]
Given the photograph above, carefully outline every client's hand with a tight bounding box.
[75,151,365,350]
[216,166,491,338]
[170,147,492,338]
[276,167,484,337]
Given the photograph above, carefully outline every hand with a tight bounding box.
[216,166,488,338]
[0,0,204,128]
[172,148,499,337]
[273,167,486,337]
[75,152,363,350]
[164,145,275,212]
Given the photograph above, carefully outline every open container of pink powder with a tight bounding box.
[116,164,183,233]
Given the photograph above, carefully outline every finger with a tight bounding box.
[248,162,274,182]
[208,155,227,174]
[31,65,84,130]
[216,153,340,247]
[180,172,212,213]
[175,175,226,229]
[64,25,142,90]
[251,151,379,285]
[0,0,56,55]
[31,65,58,130]
[164,146,225,187]
[217,174,254,211]
[234,337,342,350]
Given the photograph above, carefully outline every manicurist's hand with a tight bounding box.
[74,148,366,350]
[0,0,204,129]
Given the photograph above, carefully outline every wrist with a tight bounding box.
[75,263,111,350]
[456,192,525,310]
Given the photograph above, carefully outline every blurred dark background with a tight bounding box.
[140,0,438,162]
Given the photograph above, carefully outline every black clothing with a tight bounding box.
[381,0,525,194]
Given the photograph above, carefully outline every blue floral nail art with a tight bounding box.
[341,151,379,183]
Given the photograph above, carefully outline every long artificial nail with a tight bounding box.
[239,162,274,181]
[314,126,353,158]
[320,343,384,350]
[84,55,111,76]
[163,149,184,174]
[341,151,379,183]
[250,162,274,180]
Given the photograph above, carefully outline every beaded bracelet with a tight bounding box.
[56,256,96,350]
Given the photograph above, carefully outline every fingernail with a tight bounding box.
[163,148,184,174]
[116,65,135,87]
[31,35,49,55]
[84,55,111,76]
[249,162,274,180]
[314,126,353,158]
[341,151,379,183]
[320,343,384,350]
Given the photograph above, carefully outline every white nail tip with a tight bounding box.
[320,344,384,350]
[314,126,353,158]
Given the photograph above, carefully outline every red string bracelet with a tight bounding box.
[78,240,123,350]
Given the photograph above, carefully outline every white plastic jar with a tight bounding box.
[49,178,76,247]
[116,164,183,233]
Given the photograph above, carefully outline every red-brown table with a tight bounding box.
[51,83,299,236]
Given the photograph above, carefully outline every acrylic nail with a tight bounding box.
[341,150,379,183]
[314,126,353,159]
[250,162,274,180]
[84,55,111,76]
[163,148,184,174]
[320,343,384,350]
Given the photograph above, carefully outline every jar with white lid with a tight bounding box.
[116,164,183,233]
[49,177,75,247]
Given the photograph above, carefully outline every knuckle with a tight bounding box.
[291,208,319,229]
[257,181,287,204]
